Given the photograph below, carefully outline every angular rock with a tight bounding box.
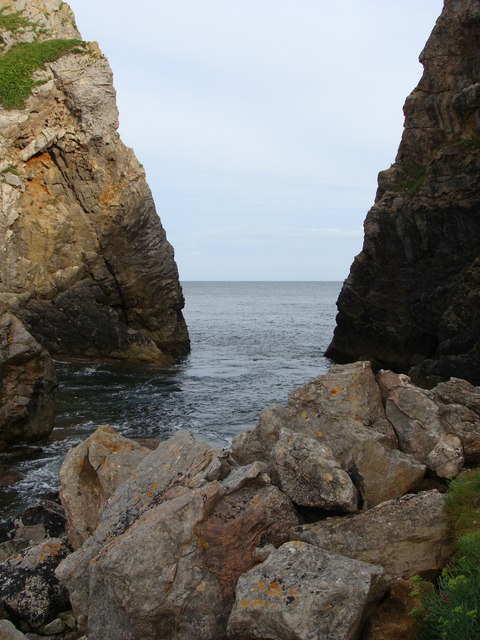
[0,312,57,449]
[56,430,298,639]
[430,377,480,463]
[292,491,449,581]
[326,0,480,387]
[270,429,359,512]
[230,404,290,465]
[59,424,150,548]
[0,0,189,363]
[425,434,463,478]
[0,538,70,628]
[227,541,387,640]
[352,439,425,508]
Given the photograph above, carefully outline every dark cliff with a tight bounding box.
[326,0,480,386]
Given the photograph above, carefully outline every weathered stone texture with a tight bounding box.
[326,0,480,386]
[0,0,189,364]
[227,541,387,640]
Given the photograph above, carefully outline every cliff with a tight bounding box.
[0,0,189,365]
[326,0,480,386]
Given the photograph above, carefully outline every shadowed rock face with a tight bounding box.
[0,0,189,363]
[326,0,480,386]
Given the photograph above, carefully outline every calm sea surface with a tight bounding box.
[0,281,341,518]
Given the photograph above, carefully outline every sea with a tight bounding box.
[0,281,341,519]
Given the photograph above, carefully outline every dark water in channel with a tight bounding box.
[0,281,341,518]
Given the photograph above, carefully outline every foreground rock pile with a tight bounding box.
[3,361,480,639]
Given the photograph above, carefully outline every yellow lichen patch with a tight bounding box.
[253,581,266,593]
[7,333,13,343]
[287,436,291,445]
[289,587,299,596]
[324,472,333,482]
[301,410,308,421]
[266,580,282,598]
[317,431,323,438]
[195,580,206,593]
[241,598,265,609]
[321,603,332,612]
[197,536,209,550]
[252,495,260,505]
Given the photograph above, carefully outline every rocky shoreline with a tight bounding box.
[2,360,480,639]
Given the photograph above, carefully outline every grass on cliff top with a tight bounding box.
[0,38,85,109]
[445,468,480,542]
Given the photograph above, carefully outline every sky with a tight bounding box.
[68,1,444,281]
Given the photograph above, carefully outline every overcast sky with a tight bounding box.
[68,1,443,281]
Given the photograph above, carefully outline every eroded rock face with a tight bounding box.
[326,0,480,386]
[0,0,189,364]
[0,311,57,449]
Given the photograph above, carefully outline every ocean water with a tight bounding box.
[0,281,341,519]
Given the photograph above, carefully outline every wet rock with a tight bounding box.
[59,424,150,548]
[352,439,425,508]
[270,429,359,512]
[227,540,387,640]
[0,313,57,449]
[0,538,70,628]
[56,430,297,639]
[293,491,449,581]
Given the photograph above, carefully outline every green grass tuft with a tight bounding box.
[445,468,480,542]
[393,161,426,197]
[414,533,480,640]
[0,38,85,109]
[0,7,32,33]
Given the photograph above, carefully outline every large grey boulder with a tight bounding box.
[270,429,359,512]
[56,429,298,640]
[0,312,57,449]
[227,541,387,640]
[292,491,450,581]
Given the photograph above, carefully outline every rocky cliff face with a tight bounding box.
[0,0,189,364]
[326,0,480,386]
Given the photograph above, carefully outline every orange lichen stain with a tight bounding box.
[197,536,209,550]
[289,588,299,596]
[321,603,332,612]
[252,496,260,505]
[241,598,265,609]
[253,581,266,593]
[301,410,308,422]
[317,431,323,438]
[324,472,333,482]
[7,333,13,343]
[329,384,343,396]
[270,581,280,589]
[287,436,291,445]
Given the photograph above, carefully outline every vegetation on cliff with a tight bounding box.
[0,37,84,108]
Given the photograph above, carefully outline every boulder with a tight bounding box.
[352,439,425,508]
[227,540,387,640]
[59,424,150,548]
[0,312,57,449]
[292,491,449,581]
[270,429,359,512]
[231,404,289,465]
[56,430,298,639]
[0,538,70,628]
